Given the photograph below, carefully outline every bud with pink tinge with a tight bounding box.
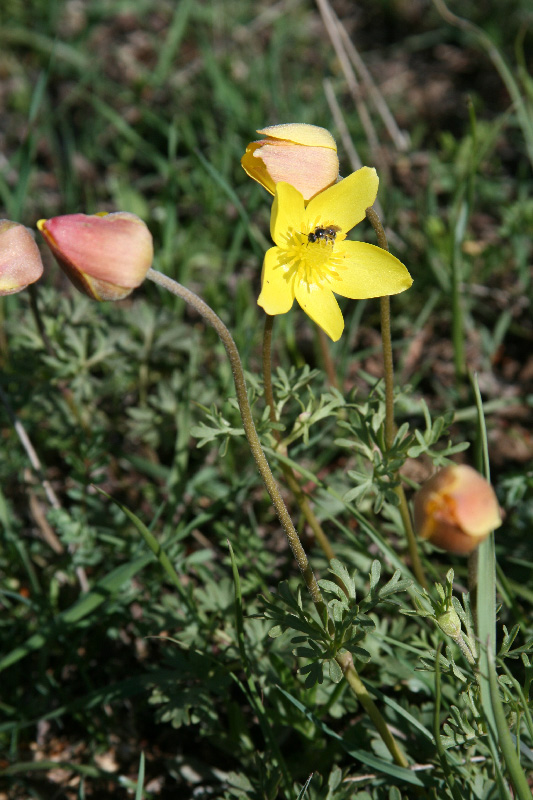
[241,123,339,201]
[38,212,153,301]
[414,464,502,555]
[0,220,44,295]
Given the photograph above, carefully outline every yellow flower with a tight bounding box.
[241,123,339,201]
[258,167,413,341]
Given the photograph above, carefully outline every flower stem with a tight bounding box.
[379,295,395,451]
[394,483,428,589]
[148,270,408,767]
[365,208,428,589]
[317,328,339,389]
[262,315,337,564]
[262,315,278,428]
[147,269,324,612]
[337,651,408,768]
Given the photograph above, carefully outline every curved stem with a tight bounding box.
[147,269,325,613]
[262,315,337,564]
[366,208,428,589]
[148,270,409,766]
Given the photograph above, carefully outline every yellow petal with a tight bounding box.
[328,242,412,299]
[257,246,296,315]
[271,183,305,246]
[295,280,344,341]
[241,143,277,195]
[305,167,378,234]
[256,123,337,150]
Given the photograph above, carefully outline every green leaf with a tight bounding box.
[318,579,350,604]
[0,555,151,672]
[134,752,145,800]
[96,488,187,598]
[369,560,381,592]
[328,659,343,683]
[277,687,426,787]
[296,774,314,800]
[329,559,356,598]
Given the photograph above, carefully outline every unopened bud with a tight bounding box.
[414,465,502,555]
[437,607,462,638]
[38,212,153,301]
[0,220,43,295]
[241,123,339,201]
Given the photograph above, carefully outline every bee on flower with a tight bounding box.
[257,169,412,341]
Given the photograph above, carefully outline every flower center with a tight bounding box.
[285,228,345,288]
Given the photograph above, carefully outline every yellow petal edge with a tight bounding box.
[256,124,336,150]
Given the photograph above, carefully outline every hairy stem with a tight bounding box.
[366,208,428,589]
[147,269,324,612]
[394,483,428,589]
[337,651,408,768]
[262,315,278,428]
[262,315,336,564]
[317,327,338,389]
[379,295,395,451]
[149,270,409,766]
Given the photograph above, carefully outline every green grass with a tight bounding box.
[1,0,532,797]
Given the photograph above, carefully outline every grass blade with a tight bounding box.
[0,555,151,672]
[277,687,425,787]
[488,645,533,800]
[97,488,188,599]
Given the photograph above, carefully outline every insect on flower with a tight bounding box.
[307,225,341,245]
[258,169,413,341]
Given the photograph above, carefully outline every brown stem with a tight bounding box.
[0,382,89,592]
[337,651,408,767]
[262,315,336,564]
[380,295,395,451]
[394,484,428,589]
[148,270,410,767]
[262,315,278,429]
[317,328,339,389]
[366,207,428,589]
[147,269,325,612]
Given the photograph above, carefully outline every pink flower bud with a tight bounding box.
[38,212,153,301]
[414,465,502,555]
[0,220,44,295]
[241,123,339,201]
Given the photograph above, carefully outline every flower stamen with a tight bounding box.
[258,169,412,341]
